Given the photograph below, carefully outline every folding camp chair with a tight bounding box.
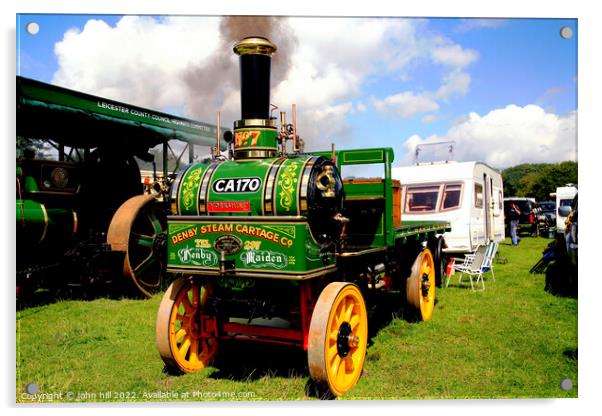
[446,241,498,291]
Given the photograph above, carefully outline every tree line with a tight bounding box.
[502,161,577,202]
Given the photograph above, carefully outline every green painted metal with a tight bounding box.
[16,199,77,244]
[208,158,278,216]
[233,127,278,154]
[173,155,314,217]
[394,220,451,239]
[331,148,395,247]
[24,175,39,193]
[344,181,385,199]
[166,217,335,276]
[314,147,449,247]
[384,149,394,246]
[314,147,395,170]
[17,76,227,149]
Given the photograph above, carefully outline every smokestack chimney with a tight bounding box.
[232,37,278,160]
[233,36,277,120]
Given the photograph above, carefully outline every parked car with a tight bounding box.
[536,200,556,236]
[504,197,538,236]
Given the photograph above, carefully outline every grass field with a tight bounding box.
[16,236,577,402]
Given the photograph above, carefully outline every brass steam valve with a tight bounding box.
[316,165,336,198]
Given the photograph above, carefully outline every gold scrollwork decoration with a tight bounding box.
[278,161,300,212]
[181,167,203,210]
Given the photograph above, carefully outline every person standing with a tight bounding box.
[509,202,521,245]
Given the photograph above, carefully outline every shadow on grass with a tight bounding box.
[197,290,420,399]
[162,341,337,400]
[18,286,110,310]
[563,348,578,361]
[441,280,487,290]
[365,290,416,340]
[208,340,307,382]
[544,260,577,299]
[16,276,144,311]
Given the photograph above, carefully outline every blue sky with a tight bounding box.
[17,14,122,82]
[16,14,577,169]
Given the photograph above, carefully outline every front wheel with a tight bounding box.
[308,282,368,397]
[156,278,219,374]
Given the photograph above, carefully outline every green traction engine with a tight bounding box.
[16,74,232,299]
[156,37,450,397]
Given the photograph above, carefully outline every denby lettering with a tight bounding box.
[171,227,198,246]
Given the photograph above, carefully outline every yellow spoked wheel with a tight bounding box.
[156,278,218,373]
[406,248,436,321]
[308,282,368,397]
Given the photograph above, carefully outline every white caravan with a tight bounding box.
[393,161,505,254]
[553,185,577,233]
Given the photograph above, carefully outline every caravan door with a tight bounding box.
[472,180,485,249]
[492,186,505,241]
[473,172,496,247]
[483,173,494,241]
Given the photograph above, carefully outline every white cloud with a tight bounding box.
[53,16,222,114]
[372,35,477,115]
[52,16,429,146]
[271,17,451,145]
[434,71,472,100]
[371,92,439,118]
[50,15,480,148]
[431,44,478,69]
[400,104,577,167]
[300,102,355,150]
[272,18,424,122]
[273,60,356,109]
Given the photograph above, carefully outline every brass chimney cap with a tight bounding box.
[233,36,277,56]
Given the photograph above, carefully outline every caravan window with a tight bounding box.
[441,184,462,210]
[497,190,503,214]
[474,183,483,208]
[405,186,440,213]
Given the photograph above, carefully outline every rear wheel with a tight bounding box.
[405,248,436,321]
[308,282,368,397]
[430,237,445,288]
[156,278,219,373]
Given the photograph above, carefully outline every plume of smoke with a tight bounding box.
[182,16,296,125]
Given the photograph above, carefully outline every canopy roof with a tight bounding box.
[17,76,227,151]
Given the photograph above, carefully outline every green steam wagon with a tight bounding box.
[155,37,450,397]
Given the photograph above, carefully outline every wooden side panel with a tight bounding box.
[392,179,401,228]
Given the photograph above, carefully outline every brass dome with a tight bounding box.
[233,37,277,56]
